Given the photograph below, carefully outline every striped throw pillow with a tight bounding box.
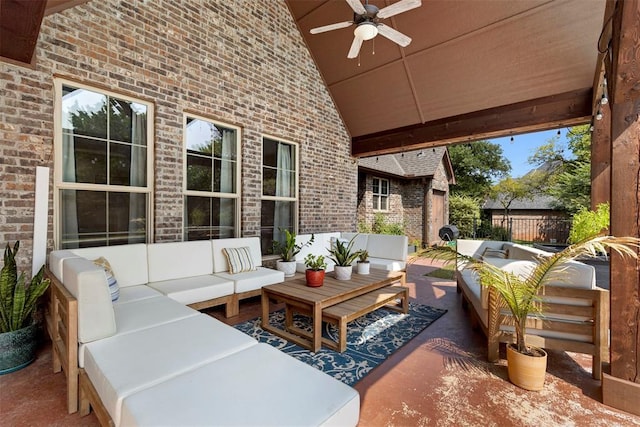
[93,257,120,301]
[222,247,256,274]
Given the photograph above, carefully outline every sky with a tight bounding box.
[489,128,569,178]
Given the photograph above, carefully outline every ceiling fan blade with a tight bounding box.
[346,0,367,15]
[377,0,422,19]
[347,36,363,59]
[310,21,353,34]
[377,24,412,47]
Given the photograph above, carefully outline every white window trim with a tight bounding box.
[52,78,155,249]
[372,177,390,212]
[261,134,299,233]
[183,113,242,238]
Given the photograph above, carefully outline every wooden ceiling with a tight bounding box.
[285,0,607,156]
[2,0,606,157]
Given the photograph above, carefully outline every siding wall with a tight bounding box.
[0,0,355,271]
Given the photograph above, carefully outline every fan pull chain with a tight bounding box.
[358,52,361,67]
[372,38,375,55]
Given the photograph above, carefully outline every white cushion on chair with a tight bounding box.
[120,343,360,427]
[69,244,149,287]
[148,275,234,305]
[214,267,285,293]
[147,241,213,282]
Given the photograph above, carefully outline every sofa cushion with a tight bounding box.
[211,237,263,273]
[340,232,369,253]
[147,241,213,282]
[82,314,258,426]
[368,257,406,272]
[62,257,116,344]
[214,267,285,293]
[294,232,341,263]
[113,285,162,305]
[455,239,505,260]
[222,246,256,274]
[48,250,80,282]
[482,247,508,259]
[506,243,551,261]
[148,275,234,305]
[92,257,119,301]
[120,343,360,427]
[366,234,408,263]
[69,244,149,287]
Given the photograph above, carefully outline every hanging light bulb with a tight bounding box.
[596,107,603,121]
[510,136,514,142]
[600,93,608,105]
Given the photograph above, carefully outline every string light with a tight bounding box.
[596,107,603,121]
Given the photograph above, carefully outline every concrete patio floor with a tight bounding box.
[1,258,639,426]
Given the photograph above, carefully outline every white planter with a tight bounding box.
[356,262,370,275]
[334,265,353,280]
[276,260,297,277]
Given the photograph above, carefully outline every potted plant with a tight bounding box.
[273,230,314,277]
[327,236,359,280]
[420,235,639,391]
[304,254,327,287]
[0,241,50,374]
[356,250,370,275]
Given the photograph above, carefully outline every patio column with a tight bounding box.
[602,0,640,416]
[590,100,611,209]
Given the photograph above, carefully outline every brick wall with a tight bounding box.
[0,0,355,271]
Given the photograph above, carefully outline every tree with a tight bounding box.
[528,125,591,214]
[449,194,482,238]
[489,177,531,221]
[449,141,511,199]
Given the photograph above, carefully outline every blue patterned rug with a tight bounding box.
[234,302,447,386]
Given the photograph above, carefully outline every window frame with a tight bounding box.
[372,177,390,212]
[53,78,155,249]
[260,135,299,251]
[183,113,242,240]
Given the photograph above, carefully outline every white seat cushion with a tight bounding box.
[148,275,234,305]
[368,257,406,272]
[147,241,213,282]
[83,314,257,426]
[366,234,408,262]
[120,343,360,427]
[113,285,162,305]
[214,267,284,293]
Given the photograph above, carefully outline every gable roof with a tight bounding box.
[358,146,454,182]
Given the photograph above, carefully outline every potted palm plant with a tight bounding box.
[304,254,327,287]
[420,235,639,390]
[0,241,50,374]
[356,250,370,275]
[273,230,314,277]
[327,236,359,280]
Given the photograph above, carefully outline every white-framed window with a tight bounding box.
[183,114,240,240]
[54,79,154,249]
[261,136,298,254]
[372,177,389,211]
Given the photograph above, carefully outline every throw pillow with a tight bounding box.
[222,247,256,274]
[92,257,119,301]
[482,248,508,259]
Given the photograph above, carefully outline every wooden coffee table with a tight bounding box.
[261,269,406,352]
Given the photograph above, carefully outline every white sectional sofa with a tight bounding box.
[45,240,360,426]
[49,237,284,318]
[454,239,609,379]
[294,232,408,273]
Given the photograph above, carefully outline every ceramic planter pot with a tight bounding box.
[334,265,353,281]
[276,260,297,277]
[356,261,370,274]
[506,344,547,391]
[0,323,38,375]
[305,269,325,287]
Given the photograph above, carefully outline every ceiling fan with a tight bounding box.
[310,0,422,59]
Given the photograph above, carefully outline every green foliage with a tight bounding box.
[489,226,510,241]
[449,141,511,199]
[272,230,314,262]
[304,254,327,271]
[449,195,482,238]
[419,235,639,354]
[370,213,405,235]
[0,242,50,333]
[357,250,369,263]
[489,177,532,217]
[327,237,360,267]
[568,203,610,244]
[357,221,372,233]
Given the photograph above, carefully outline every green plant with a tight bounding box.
[327,237,360,267]
[371,213,405,235]
[273,230,314,262]
[304,254,327,271]
[568,202,609,244]
[0,242,50,333]
[419,235,639,355]
[357,250,369,263]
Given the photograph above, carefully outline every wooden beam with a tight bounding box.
[591,102,611,209]
[0,0,46,65]
[351,89,593,157]
[603,0,640,417]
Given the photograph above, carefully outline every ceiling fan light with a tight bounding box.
[354,22,378,41]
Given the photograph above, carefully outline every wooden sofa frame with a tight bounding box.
[457,270,610,380]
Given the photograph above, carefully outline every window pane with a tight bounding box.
[263,138,278,167]
[187,154,213,191]
[262,167,277,196]
[373,196,380,211]
[185,196,236,240]
[381,180,389,195]
[186,118,237,160]
[213,158,236,193]
[109,192,147,245]
[373,179,379,194]
[276,170,295,198]
[380,196,388,211]
[68,136,107,184]
[261,200,294,254]
[62,86,107,139]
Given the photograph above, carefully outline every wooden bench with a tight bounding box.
[288,285,408,353]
